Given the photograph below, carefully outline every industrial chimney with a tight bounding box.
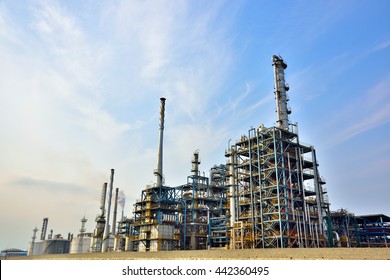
[40,218,48,241]
[154,97,166,188]
[100,182,107,218]
[272,55,291,130]
[112,188,119,236]
[102,169,115,252]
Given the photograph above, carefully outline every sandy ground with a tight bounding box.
[6,248,390,260]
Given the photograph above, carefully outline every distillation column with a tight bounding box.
[91,183,107,252]
[28,227,39,255]
[272,55,291,130]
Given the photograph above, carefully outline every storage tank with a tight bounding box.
[27,240,44,255]
[42,235,70,255]
[70,233,93,254]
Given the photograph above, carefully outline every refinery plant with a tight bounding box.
[27,55,390,255]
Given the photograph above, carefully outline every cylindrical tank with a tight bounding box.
[43,238,70,254]
[114,236,126,251]
[70,235,93,254]
[125,236,134,251]
[28,240,44,255]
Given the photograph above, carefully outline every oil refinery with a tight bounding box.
[26,55,390,256]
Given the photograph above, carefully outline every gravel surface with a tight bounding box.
[7,248,390,260]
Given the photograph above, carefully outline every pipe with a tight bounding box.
[332,231,340,247]
[311,147,324,234]
[229,146,236,249]
[154,97,166,188]
[102,169,115,252]
[112,188,119,236]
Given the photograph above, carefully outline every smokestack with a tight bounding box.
[40,218,48,241]
[272,55,291,130]
[154,97,166,188]
[102,169,115,252]
[112,188,119,236]
[100,183,108,218]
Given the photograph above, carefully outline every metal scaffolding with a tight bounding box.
[226,124,330,248]
[356,214,390,247]
[209,164,229,248]
[330,209,360,247]
[132,185,179,251]
[130,56,335,252]
[225,55,331,249]
[330,211,390,248]
[176,152,228,250]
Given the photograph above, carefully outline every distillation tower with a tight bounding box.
[90,183,107,252]
[226,55,330,249]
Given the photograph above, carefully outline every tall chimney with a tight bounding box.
[272,55,291,130]
[154,97,166,188]
[40,218,48,241]
[112,188,119,236]
[102,169,114,252]
[100,183,108,218]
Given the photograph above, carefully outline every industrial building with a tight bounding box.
[26,55,389,255]
[127,55,331,251]
[330,210,390,247]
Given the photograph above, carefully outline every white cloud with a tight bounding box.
[371,38,390,52]
[324,75,390,149]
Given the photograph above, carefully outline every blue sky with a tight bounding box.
[0,0,389,250]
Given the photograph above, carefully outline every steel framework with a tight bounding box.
[132,185,179,251]
[356,214,390,247]
[175,152,228,250]
[226,124,330,248]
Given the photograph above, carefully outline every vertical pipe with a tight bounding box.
[311,147,324,234]
[380,216,388,248]
[229,145,236,249]
[256,129,265,248]
[112,188,119,236]
[272,127,284,248]
[248,128,256,248]
[102,169,115,252]
[154,97,166,188]
[297,145,309,247]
